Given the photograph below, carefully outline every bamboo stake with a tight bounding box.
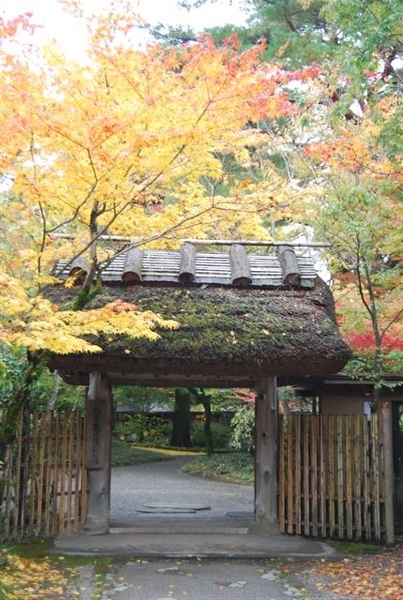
[80,413,88,527]
[36,412,47,535]
[372,415,381,540]
[354,417,363,540]
[337,416,344,538]
[346,416,353,539]
[52,413,60,535]
[59,414,68,533]
[43,412,53,537]
[311,416,318,538]
[328,415,335,538]
[363,417,370,539]
[13,412,23,539]
[319,416,326,537]
[66,413,75,533]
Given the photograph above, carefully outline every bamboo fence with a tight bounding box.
[1,410,87,541]
[278,414,386,541]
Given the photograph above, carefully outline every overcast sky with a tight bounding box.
[2,0,250,56]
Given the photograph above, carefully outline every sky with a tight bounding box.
[2,0,250,57]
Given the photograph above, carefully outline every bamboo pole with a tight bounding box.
[311,416,318,538]
[43,411,53,537]
[328,415,335,538]
[35,413,46,535]
[346,416,353,539]
[287,416,294,534]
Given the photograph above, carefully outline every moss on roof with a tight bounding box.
[46,278,351,382]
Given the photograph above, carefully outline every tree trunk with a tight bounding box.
[201,394,214,455]
[170,388,192,448]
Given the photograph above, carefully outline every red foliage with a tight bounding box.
[345,331,403,352]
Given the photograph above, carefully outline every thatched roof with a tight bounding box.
[48,243,352,387]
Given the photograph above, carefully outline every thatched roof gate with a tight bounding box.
[47,242,352,535]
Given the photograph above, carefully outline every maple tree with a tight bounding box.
[0,3,307,357]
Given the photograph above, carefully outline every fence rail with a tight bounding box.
[1,410,87,541]
[278,414,386,541]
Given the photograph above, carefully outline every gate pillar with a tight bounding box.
[84,372,112,534]
[255,376,278,525]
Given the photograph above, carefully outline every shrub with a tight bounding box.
[191,420,232,449]
[229,404,255,453]
[114,414,171,446]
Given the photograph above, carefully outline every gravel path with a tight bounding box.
[110,456,254,527]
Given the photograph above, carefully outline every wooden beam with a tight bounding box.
[184,239,331,248]
[277,245,301,287]
[230,244,252,287]
[84,372,112,534]
[179,242,196,283]
[122,247,143,283]
[255,376,278,525]
[69,257,90,285]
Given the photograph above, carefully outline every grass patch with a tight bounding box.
[111,438,171,465]
[112,439,205,465]
[182,451,254,485]
[325,539,386,555]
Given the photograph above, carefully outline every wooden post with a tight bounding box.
[255,377,278,526]
[84,372,112,534]
[380,400,395,546]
